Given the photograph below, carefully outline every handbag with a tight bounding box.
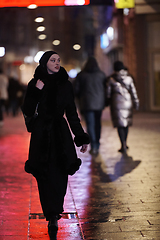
[22,103,39,133]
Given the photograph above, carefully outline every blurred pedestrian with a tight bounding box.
[8,77,24,116]
[106,61,139,153]
[74,56,106,156]
[0,69,8,127]
[21,51,90,239]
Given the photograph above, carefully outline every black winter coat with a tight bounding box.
[22,66,90,179]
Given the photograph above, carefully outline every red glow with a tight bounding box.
[0,0,90,7]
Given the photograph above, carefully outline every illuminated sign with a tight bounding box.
[115,0,135,9]
[0,0,89,7]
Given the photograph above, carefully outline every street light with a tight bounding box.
[37,26,46,32]
[38,34,47,40]
[27,4,37,9]
[52,40,60,46]
[35,17,44,23]
[73,44,81,50]
[65,0,86,5]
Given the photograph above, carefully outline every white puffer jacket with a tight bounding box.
[106,70,139,128]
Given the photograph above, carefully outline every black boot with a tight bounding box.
[118,142,127,153]
[48,215,59,240]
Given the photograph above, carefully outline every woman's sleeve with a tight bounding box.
[65,82,90,147]
[130,79,139,110]
[73,73,81,98]
[21,79,42,117]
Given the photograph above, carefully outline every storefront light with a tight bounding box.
[0,47,5,57]
[123,8,129,16]
[107,27,114,41]
[65,0,85,5]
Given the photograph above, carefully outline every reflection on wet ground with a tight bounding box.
[0,112,160,239]
[93,153,141,182]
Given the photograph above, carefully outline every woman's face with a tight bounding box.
[46,54,60,74]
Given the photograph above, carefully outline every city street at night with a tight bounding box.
[0,0,160,239]
[0,109,160,239]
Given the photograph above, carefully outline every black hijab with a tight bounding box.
[33,51,68,85]
[33,51,69,117]
[39,51,57,67]
[34,51,58,81]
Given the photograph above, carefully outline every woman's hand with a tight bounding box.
[80,144,88,153]
[36,79,44,90]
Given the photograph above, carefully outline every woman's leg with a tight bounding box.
[124,126,129,142]
[35,148,68,239]
[117,127,127,152]
[36,167,68,221]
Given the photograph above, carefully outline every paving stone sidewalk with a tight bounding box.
[0,110,160,240]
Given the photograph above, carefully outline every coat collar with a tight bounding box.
[34,65,68,85]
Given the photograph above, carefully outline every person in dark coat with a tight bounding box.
[8,77,24,116]
[21,51,90,239]
[106,61,139,153]
[74,56,106,156]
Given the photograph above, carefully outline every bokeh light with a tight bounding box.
[34,51,44,63]
[35,17,44,23]
[52,40,60,46]
[0,47,5,57]
[73,44,81,50]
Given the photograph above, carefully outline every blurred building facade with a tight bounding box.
[95,0,160,111]
[0,6,98,83]
[0,1,160,112]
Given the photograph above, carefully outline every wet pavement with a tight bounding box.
[0,109,160,240]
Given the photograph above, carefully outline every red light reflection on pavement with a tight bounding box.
[29,176,84,239]
[66,151,93,239]
[0,115,91,239]
[0,132,31,239]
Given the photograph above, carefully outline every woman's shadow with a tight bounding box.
[92,153,141,183]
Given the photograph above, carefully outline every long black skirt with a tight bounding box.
[36,157,68,221]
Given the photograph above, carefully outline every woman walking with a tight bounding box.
[106,61,139,153]
[22,51,90,239]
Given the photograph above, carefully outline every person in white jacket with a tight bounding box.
[0,69,8,126]
[106,61,139,153]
